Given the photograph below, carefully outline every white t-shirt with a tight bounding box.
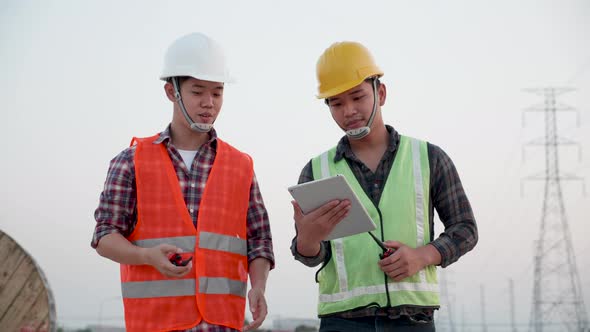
[177,149,198,172]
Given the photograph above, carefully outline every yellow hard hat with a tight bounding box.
[316,41,384,99]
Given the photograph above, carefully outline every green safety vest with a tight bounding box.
[311,135,439,315]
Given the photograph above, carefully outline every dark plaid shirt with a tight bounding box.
[291,125,478,322]
[93,126,274,332]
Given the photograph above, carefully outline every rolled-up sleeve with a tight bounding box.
[246,173,275,269]
[291,237,328,267]
[290,160,330,267]
[92,147,137,248]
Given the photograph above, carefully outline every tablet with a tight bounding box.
[288,174,376,240]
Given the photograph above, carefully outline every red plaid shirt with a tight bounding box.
[93,126,274,332]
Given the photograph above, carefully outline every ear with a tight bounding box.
[378,83,387,106]
[164,82,176,102]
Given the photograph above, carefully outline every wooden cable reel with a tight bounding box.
[0,229,56,332]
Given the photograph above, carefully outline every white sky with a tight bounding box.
[1,1,589,330]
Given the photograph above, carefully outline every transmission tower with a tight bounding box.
[522,87,588,332]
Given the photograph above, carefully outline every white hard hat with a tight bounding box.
[159,32,233,83]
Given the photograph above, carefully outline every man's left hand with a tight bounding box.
[243,287,267,331]
[377,241,437,281]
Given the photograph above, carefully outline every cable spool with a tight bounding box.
[0,229,56,332]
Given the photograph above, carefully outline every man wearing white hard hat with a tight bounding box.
[92,32,274,332]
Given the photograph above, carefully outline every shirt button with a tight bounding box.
[189,208,194,213]
[190,183,195,188]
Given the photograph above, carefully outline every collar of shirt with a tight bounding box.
[333,125,400,163]
[153,124,218,149]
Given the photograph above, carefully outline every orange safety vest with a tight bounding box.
[120,134,253,332]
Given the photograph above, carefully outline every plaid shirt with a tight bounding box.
[291,125,478,322]
[93,126,274,332]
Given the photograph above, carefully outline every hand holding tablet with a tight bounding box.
[288,175,376,241]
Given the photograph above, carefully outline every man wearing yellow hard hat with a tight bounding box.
[290,41,478,331]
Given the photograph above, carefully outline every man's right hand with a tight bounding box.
[292,199,350,256]
[143,244,193,278]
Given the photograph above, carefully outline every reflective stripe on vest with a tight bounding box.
[199,232,247,256]
[199,277,247,297]
[312,135,439,313]
[121,277,247,299]
[319,151,349,295]
[132,233,246,255]
[132,236,196,252]
[319,280,440,303]
[411,138,428,285]
[122,279,195,298]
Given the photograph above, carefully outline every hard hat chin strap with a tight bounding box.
[346,78,379,140]
[171,77,213,133]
